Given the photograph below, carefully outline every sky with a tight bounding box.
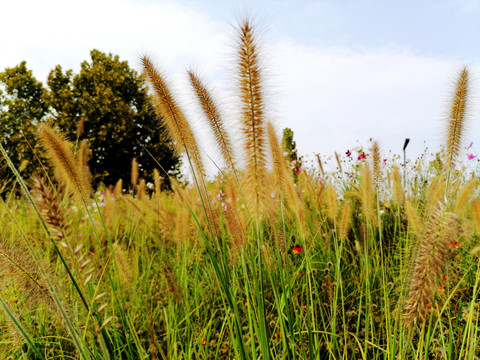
[2,0,480,174]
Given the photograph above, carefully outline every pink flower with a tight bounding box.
[468,141,474,149]
[346,150,351,157]
[468,153,476,160]
[295,168,302,174]
[358,153,367,160]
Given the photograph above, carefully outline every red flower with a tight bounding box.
[202,339,207,346]
[448,240,460,248]
[357,153,367,160]
[346,150,351,157]
[292,245,303,254]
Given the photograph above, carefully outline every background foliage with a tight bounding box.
[0,50,180,190]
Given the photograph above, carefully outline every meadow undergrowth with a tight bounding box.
[0,19,479,360]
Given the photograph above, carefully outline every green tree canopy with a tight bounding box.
[282,127,302,180]
[0,50,180,190]
[0,61,48,179]
[46,49,180,188]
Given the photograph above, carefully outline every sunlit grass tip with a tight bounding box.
[37,123,90,202]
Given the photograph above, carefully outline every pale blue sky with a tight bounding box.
[183,0,480,58]
[2,0,480,173]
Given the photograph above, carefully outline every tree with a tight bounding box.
[282,127,302,181]
[0,61,49,181]
[45,49,180,188]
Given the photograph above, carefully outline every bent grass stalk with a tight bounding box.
[0,143,93,359]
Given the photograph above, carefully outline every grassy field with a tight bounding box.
[1,19,479,359]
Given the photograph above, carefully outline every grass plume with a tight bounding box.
[267,122,289,192]
[316,153,325,176]
[370,140,382,185]
[38,123,90,202]
[31,176,70,243]
[131,157,138,189]
[188,70,237,172]
[237,19,268,212]
[141,56,205,179]
[403,202,461,325]
[445,66,469,170]
[77,140,92,191]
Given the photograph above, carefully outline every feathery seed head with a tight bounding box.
[316,154,325,176]
[141,56,205,178]
[237,19,268,212]
[325,184,338,221]
[38,123,90,202]
[338,199,352,240]
[403,202,461,325]
[131,158,138,188]
[188,70,236,172]
[370,140,382,185]
[445,66,469,170]
[267,122,289,192]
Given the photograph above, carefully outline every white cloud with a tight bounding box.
[1,0,227,80]
[268,40,480,164]
[2,0,479,176]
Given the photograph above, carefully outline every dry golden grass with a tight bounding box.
[359,164,376,226]
[403,202,460,325]
[131,157,138,189]
[335,152,342,173]
[188,70,237,172]
[454,178,477,214]
[77,140,92,191]
[472,198,480,234]
[392,166,404,206]
[38,123,91,202]
[112,243,133,289]
[141,56,205,179]
[370,140,382,185]
[445,66,469,170]
[405,199,422,236]
[267,122,289,193]
[338,199,352,240]
[325,184,338,222]
[237,19,268,213]
[316,153,325,176]
[31,176,70,243]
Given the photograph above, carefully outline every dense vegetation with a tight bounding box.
[0,19,479,360]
